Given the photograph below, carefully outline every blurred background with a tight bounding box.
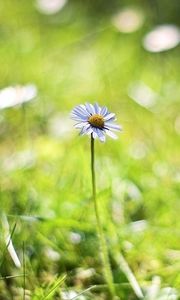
[0,0,180,299]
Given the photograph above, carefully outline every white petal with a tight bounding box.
[100,106,108,116]
[92,128,98,139]
[74,105,89,116]
[79,104,90,115]
[79,127,86,136]
[71,114,87,122]
[85,103,95,115]
[96,128,106,142]
[105,122,122,131]
[104,113,115,121]
[74,122,88,128]
[94,103,100,114]
[71,116,87,122]
[71,111,88,120]
[92,132,98,139]
[79,104,86,110]
[79,124,91,135]
[105,130,118,139]
[86,126,93,135]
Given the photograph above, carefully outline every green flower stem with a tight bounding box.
[91,134,116,298]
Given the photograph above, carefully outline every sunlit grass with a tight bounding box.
[0,0,179,299]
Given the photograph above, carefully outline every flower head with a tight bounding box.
[71,103,122,142]
[0,84,37,110]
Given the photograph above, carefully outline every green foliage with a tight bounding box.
[0,0,179,299]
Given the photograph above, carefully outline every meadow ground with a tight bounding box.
[0,0,180,299]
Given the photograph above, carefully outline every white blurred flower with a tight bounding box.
[145,276,161,300]
[61,290,85,300]
[0,84,37,110]
[112,7,144,33]
[129,220,148,233]
[165,249,180,261]
[129,141,148,160]
[143,25,180,53]
[128,81,159,110]
[123,240,134,251]
[45,247,61,261]
[157,287,178,300]
[113,178,142,201]
[75,268,95,281]
[61,290,78,300]
[127,180,142,200]
[2,150,36,172]
[153,161,169,177]
[145,278,178,300]
[35,0,67,15]
[173,171,180,183]
[48,113,74,139]
[112,200,124,224]
[69,232,82,244]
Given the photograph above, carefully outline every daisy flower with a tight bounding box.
[71,103,122,142]
[0,84,37,110]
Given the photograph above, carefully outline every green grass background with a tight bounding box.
[0,0,179,299]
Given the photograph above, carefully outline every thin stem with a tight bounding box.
[90,134,116,298]
[23,241,26,300]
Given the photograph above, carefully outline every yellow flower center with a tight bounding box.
[88,114,104,128]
